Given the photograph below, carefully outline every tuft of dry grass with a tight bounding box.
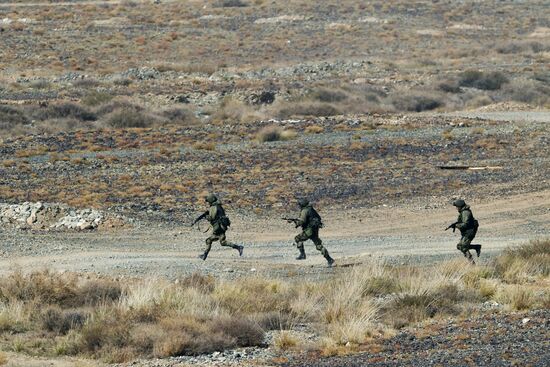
[256,125,296,142]
[274,331,298,351]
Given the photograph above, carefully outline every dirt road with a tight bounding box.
[2,189,548,280]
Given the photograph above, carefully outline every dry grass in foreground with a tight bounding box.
[0,240,548,362]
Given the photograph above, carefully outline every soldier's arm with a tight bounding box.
[192,211,209,225]
[455,210,471,229]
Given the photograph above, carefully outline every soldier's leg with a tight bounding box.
[294,232,308,260]
[219,232,244,256]
[312,229,334,267]
[200,234,219,260]
[457,236,475,264]
[465,231,481,257]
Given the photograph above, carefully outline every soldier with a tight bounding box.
[285,198,334,267]
[192,194,243,260]
[447,199,481,264]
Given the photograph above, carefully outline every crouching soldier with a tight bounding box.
[447,199,481,264]
[285,199,334,267]
[192,194,243,260]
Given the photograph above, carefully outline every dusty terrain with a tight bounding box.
[0,0,549,366]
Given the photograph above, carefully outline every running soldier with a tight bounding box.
[192,194,243,260]
[284,199,334,267]
[446,199,481,264]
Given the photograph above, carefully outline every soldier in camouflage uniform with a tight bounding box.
[448,199,481,264]
[192,194,243,260]
[290,199,334,267]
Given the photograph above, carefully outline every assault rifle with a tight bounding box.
[445,221,459,232]
[282,217,300,227]
[191,211,208,227]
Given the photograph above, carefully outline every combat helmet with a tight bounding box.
[297,198,309,208]
[452,199,466,208]
[205,193,218,204]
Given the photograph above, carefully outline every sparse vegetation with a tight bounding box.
[459,70,509,90]
[0,240,546,361]
[256,125,296,142]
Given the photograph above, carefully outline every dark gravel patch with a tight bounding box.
[281,309,550,367]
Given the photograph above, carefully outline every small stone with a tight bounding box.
[522,318,530,324]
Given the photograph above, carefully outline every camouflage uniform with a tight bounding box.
[294,199,334,267]
[196,194,243,260]
[452,199,481,263]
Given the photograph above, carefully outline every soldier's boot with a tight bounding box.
[465,251,475,265]
[296,247,306,260]
[472,245,481,257]
[325,253,335,268]
[237,245,244,257]
[198,251,209,261]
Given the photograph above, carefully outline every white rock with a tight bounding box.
[522,318,530,324]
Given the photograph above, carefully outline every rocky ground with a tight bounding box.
[279,309,550,367]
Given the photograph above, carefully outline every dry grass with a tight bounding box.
[256,125,297,142]
[0,240,547,360]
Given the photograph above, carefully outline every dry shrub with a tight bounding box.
[193,142,216,151]
[0,351,7,365]
[0,105,29,130]
[256,125,296,142]
[438,79,461,93]
[383,260,473,328]
[212,317,264,347]
[255,311,293,330]
[95,100,143,116]
[214,0,248,7]
[274,101,341,118]
[0,301,27,333]
[465,95,493,109]
[0,270,78,306]
[35,118,95,134]
[305,125,325,134]
[362,276,400,296]
[72,78,101,89]
[32,103,97,121]
[79,311,131,353]
[495,285,535,311]
[390,91,443,112]
[40,306,87,334]
[75,279,122,306]
[494,239,550,282]
[321,266,381,344]
[153,317,233,357]
[274,331,298,350]
[214,278,293,314]
[501,78,550,106]
[211,98,261,124]
[81,90,113,107]
[495,41,548,54]
[459,70,509,90]
[309,88,348,103]
[106,108,155,128]
[178,272,216,293]
[162,107,199,126]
